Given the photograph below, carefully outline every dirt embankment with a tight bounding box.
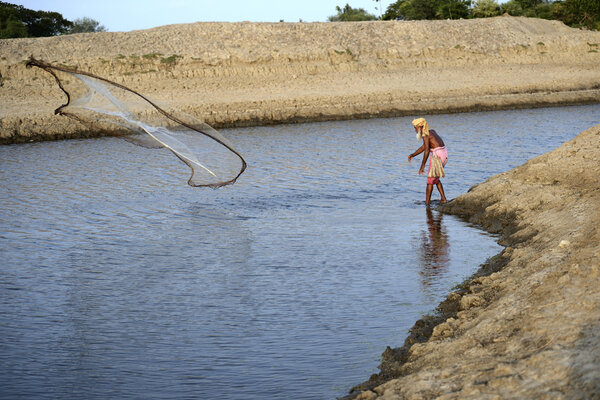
[349,123,600,399]
[1,16,600,143]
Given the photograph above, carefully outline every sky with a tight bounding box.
[11,0,392,32]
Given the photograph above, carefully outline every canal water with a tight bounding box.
[1,105,598,399]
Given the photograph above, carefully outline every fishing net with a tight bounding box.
[26,57,246,188]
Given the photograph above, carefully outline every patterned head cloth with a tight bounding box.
[412,118,429,140]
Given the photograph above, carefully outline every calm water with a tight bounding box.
[1,105,598,399]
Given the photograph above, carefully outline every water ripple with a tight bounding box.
[0,104,598,399]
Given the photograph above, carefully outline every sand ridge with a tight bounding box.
[1,16,600,143]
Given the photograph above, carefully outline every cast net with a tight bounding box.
[26,57,246,188]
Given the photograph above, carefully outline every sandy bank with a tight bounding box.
[349,123,600,398]
[1,16,600,143]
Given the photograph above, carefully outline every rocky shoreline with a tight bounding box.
[2,16,600,144]
[348,123,600,399]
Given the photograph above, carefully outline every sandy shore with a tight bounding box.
[1,16,600,143]
[349,122,600,398]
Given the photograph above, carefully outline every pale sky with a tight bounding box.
[12,0,391,32]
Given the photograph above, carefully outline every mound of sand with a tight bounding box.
[1,16,599,142]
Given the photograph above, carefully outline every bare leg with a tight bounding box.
[426,184,433,205]
[436,181,447,203]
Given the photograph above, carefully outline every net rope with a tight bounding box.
[26,57,247,188]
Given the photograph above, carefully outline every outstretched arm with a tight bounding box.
[408,144,425,162]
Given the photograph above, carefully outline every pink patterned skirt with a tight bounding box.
[427,146,448,185]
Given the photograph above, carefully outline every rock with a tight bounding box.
[558,240,570,248]
[459,294,484,310]
[355,390,378,400]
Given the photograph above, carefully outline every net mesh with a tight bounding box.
[26,57,247,188]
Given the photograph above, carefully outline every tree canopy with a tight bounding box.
[328,4,378,21]
[0,1,72,38]
[0,2,109,39]
[380,0,599,29]
[70,17,106,34]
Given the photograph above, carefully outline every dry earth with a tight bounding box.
[349,123,600,399]
[1,16,600,143]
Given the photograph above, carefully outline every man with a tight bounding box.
[408,118,448,205]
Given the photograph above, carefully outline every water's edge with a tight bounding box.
[345,123,600,398]
[344,214,510,397]
[2,91,599,145]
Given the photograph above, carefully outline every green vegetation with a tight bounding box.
[328,4,377,21]
[160,54,182,64]
[472,0,502,17]
[0,2,108,38]
[0,1,71,38]
[69,17,106,33]
[142,52,163,60]
[378,0,599,30]
[382,0,470,20]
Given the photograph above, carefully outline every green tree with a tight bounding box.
[69,17,106,33]
[0,14,27,38]
[436,0,471,19]
[554,0,600,29]
[0,1,72,37]
[328,3,378,21]
[501,0,524,15]
[530,2,555,19]
[383,0,470,20]
[472,0,502,17]
[384,0,440,20]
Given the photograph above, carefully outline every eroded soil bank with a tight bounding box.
[349,123,600,399]
[1,16,600,143]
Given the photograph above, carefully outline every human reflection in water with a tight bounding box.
[419,207,450,291]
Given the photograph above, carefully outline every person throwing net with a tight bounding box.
[408,118,448,205]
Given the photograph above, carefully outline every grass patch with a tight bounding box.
[117,54,126,59]
[588,42,598,47]
[537,41,545,46]
[454,44,463,49]
[589,49,598,53]
[142,52,163,60]
[139,69,156,74]
[160,54,182,64]
[334,49,345,55]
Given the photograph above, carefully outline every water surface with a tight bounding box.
[1,104,598,399]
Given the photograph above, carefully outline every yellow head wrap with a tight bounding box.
[412,118,429,140]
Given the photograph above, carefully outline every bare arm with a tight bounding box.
[408,144,425,162]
